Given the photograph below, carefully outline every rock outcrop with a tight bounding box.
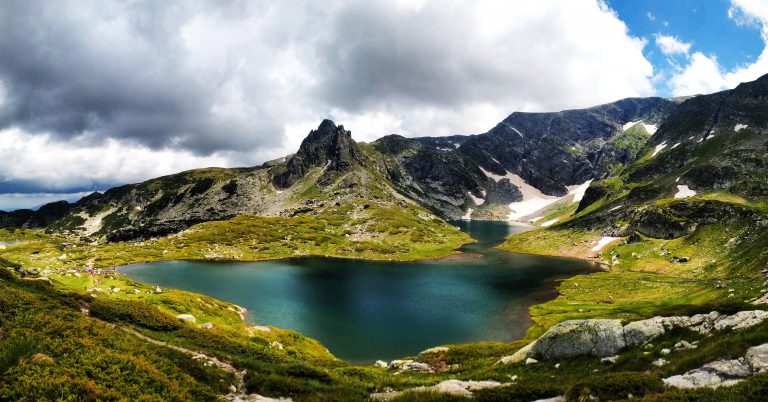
[745,343,768,373]
[370,379,506,400]
[272,119,365,189]
[663,342,768,389]
[664,359,751,389]
[499,310,768,363]
[528,319,626,359]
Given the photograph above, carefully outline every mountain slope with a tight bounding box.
[365,97,678,221]
[1,96,678,241]
[500,73,768,336]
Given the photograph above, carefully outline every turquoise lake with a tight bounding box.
[120,221,596,363]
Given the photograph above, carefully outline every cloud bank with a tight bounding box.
[0,0,655,198]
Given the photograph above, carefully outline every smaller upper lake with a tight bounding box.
[121,221,596,363]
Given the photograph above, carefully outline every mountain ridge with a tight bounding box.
[0,94,708,241]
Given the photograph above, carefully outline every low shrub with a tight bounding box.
[476,382,563,402]
[564,372,664,400]
[0,334,38,374]
[89,298,183,331]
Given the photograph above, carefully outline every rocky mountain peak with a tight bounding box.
[272,119,365,189]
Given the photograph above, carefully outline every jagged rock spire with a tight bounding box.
[272,119,365,189]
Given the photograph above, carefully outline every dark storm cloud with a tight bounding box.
[0,0,285,154]
[0,0,658,204]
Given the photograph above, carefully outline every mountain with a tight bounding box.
[368,97,677,221]
[272,119,365,189]
[500,73,768,339]
[458,97,676,195]
[0,96,682,240]
[573,73,768,225]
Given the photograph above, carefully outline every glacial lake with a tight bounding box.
[121,221,596,363]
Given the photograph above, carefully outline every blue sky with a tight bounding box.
[609,0,767,96]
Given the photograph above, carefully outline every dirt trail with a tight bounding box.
[117,326,247,396]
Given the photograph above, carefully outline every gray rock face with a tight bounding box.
[713,310,768,332]
[370,379,505,400]
[460,97,676,196]
[401,361,432,372]
[623,317,667,346]
[505,310,768,363]
[528,319,626,360]
[745,343,768,373]
[664,359,750,389]
[273,119,365,189]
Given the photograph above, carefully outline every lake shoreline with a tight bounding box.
[120,221,596,363]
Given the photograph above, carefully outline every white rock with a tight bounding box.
[176,314,197,323]
[387,360,413,370]
[529,319,625,359]
[246,394,292,402]
[601,355,619,364]
[713,310,768,331]
[374,360,388,369]
[418,346,449,357]
[525,358,539,365]
[745,343,768,373]
[664,359,750,389]
[532,397,566,402]
[652,358,669,367]
[270,341,284,350]
[660,348,671,355]
[432,379,504,397]
[497,342,534,365]
[675,340,695,350]
[401,361,431,372]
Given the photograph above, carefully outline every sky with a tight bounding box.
[0,0,766,210]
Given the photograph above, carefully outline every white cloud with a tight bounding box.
[0,127,256,192]
[669,53,728,95]
[0,0,656,194]
[655,34,692,56]
[0,192,96,211]
[647,12,656,21]
[670,0,768,96]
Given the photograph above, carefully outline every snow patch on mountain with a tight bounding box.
[651,142,668,157]
[468,191,485,206]
[674,185,696,198]
[591,237,620,252]
[567,180,592,203]
[462,208,473,220]
[623,121,658,134]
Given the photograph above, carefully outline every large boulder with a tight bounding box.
[745,343,768,373]
[528,319,625,360]
[713,310,768,331]
[623,317,666,346]
[497,342,534,365]
[502,311,767,364]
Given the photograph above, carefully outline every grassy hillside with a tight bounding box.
[3,261,768,401]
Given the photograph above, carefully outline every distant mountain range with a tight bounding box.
[2,74,767,246]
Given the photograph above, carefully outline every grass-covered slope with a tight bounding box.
[6,256,768,401]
